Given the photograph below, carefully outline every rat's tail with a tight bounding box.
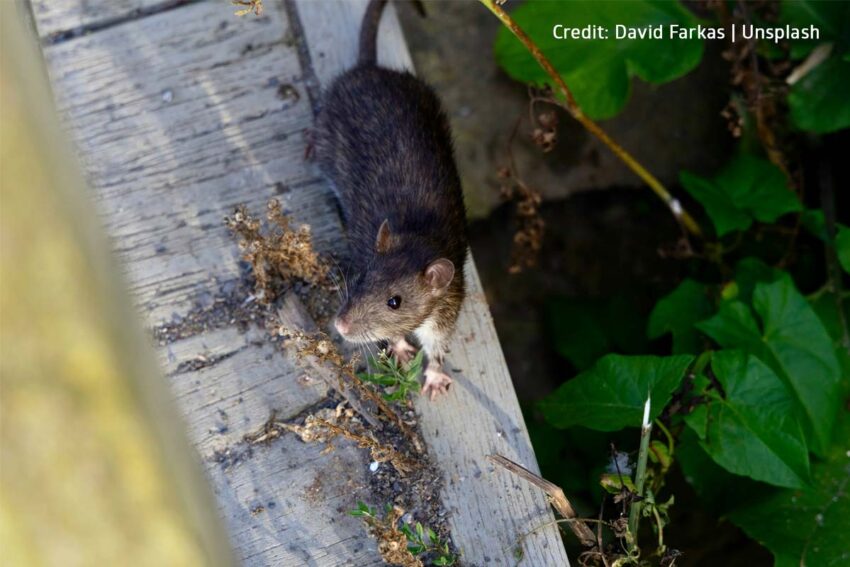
[358,1,425,66]
[358,0,388,66]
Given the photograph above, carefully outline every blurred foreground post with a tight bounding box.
[0,4,234,565]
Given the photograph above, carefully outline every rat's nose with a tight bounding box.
[334,316,351,336]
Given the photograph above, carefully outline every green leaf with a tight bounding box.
[780,0,850,59]
[679,170,751,235]
[732,257,784,303]
[680,155,802,237]
[494,0,703,120]
[801,210,850,274]
[539,354,694,431]
[600,472,637,494]
[677,427,772,514]
[684,351,810,488]
[837,229,850,275]
[729,409,850,566]
[698,276,842,454]
[648,279,713,354]
[789,55,850,134]
[809,291,850,392]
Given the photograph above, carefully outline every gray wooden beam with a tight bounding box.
[31,0,569,563]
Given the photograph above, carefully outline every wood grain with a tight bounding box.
[34,2,372,564]
[296,1,569,564]
[33,0,570,564]
[30,0,166,39]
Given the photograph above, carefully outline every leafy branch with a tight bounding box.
[478,0,703,239]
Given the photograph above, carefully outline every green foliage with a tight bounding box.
[728,411,850,566]
[494,0,849,561]
[788,55,850,134]
[698,275,841,454]
[729,257,784,303]
[780,0,849,59]
[349,502,455,566]
[647,279,713,354]
[348,501,377,518]
[680,155,801,237]
[684,351,810,488]
[781,0,850,133]
[358,350,424,402]
[494,0,703,119]
[539,354,693,431]
[401,522,455,565]
[801,209,850,275]
[676,428,771,514]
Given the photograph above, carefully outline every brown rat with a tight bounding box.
[315,0,467,400]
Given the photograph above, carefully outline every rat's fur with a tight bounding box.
[315,0,468,398]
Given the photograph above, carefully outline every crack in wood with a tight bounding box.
[41,0,201,45]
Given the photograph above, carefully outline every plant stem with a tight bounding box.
[628,396,653,547]
[478,0,703,239]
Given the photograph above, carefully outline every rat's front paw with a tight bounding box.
[389,337,418,366]
[422,367,453,401]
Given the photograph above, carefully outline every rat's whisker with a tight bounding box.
[326,266,343,301]
[329,256,348,302]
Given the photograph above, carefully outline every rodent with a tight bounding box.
[315,0,468,400]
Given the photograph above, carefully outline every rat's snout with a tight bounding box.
[334,313,352,336]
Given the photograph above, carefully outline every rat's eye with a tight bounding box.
[387,295,402,310]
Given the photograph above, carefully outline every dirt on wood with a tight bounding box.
[154,200,457,565]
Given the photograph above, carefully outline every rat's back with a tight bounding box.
[315,64,467,264]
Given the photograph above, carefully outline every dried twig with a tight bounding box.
[488,454,596,547]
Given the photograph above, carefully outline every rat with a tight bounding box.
[314,0,468,400]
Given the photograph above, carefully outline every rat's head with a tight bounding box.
[334,219,455,342]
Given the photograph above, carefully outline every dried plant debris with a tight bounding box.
[243,399,454,563]
[247,402,415,475]
[349,503,456,567]
[232,0,263,17]
[225,200,328,304]
[352,504,422,567]
[218,201,454,563]
[276,324,423,450]
[498,166,544,274]
[712,0,795,180]
[495,90,555,275]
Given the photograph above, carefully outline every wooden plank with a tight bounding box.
[33,2,376,565]
[30,0,167,39]
[2,4,233,563]
[158,327,329,455]
[295,1,570,564]
[40,0,343,324]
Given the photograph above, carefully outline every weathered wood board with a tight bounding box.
[30,0,569,564]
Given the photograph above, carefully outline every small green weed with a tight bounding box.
[358,350,424,403]
[349,501,456,566]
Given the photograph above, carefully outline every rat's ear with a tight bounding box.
[425,258,455,290]
[375,219,392,254]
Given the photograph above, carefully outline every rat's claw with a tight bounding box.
[422,368,452,401]
[389,338,418,366]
